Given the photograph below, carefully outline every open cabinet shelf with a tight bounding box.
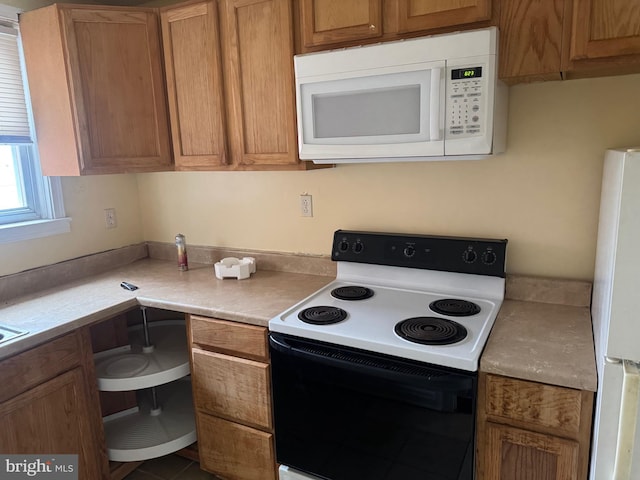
[94,321,190,391]
[92,314,196,464]
[103,378,197,462]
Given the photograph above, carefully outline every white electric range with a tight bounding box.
[269,230,508,480]
[269,230,507,372]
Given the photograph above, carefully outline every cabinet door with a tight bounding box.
[62,8,172,174]
[394,0,492,33]
[568,0,640,62]
[198,413,276,480]
[484,422,580,480]
[299,0,382,48]
[161,1,228,170]
[0,368,106,479]
[192,347,272,430]
[219,0,299,168]
[499,0,564,82]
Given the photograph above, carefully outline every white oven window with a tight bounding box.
[300,69,435,145]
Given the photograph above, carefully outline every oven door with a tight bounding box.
[269,333,476,480]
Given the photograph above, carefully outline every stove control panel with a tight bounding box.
[331,230,507,277]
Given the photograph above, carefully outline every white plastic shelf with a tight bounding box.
[103,378,197,462]
[94,320,189,391]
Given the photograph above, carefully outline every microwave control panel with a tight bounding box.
[446,66,485,138]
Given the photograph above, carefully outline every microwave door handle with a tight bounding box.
[429,67,442,141]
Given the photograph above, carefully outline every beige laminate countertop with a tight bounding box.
[0,258,333,361]
[481,299,597,392]
[0,257,597,393]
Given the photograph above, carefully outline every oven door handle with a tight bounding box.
[269,333,473,392]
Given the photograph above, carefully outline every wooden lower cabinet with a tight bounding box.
[197,413,276,480]
[476,373,593,480]
[484,423,580,479]
[191,348,272,430]
[188,315,277,480]
[0,329,109,479]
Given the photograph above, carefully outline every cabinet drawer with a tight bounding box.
[485,375,583,435]
[0,331,82,403]
[190,315,268,360]
[192,347,272,429]
[197,412,276,480]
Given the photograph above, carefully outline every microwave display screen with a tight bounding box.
[451,67,482,80]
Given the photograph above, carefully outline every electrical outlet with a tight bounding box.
[300,194,313,217]
[104,208,117,229]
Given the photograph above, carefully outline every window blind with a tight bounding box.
[0,23,31,143]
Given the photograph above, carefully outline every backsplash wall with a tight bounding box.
[136,73,640,281]
[2,73,638,280]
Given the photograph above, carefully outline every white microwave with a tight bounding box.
[294,27,508,164]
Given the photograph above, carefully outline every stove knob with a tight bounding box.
[338,240,350,253]
[482,250,497,265]
[462,249,477,263]
[403,245,416,258]
[352,241,364,254]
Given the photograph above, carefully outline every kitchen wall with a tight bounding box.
[2,0,639,281]
[137,73,640,281]
[0,175,142,277]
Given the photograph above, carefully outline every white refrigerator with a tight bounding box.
[591,148,640,479]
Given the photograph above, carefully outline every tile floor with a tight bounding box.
[124,454,220,480]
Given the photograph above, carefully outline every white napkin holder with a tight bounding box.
[214,257,256,280]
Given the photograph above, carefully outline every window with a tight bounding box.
[0,5,69,244]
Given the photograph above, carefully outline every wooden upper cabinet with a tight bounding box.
[562,0,640,76]
[20,5,172,175]
[568,0,640,62]
[393,0,492,33]
[297,0,495,52]
[219,0,299,169]
[499,0,565,83]
[299,0,383,48]
[161,1,227,170]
